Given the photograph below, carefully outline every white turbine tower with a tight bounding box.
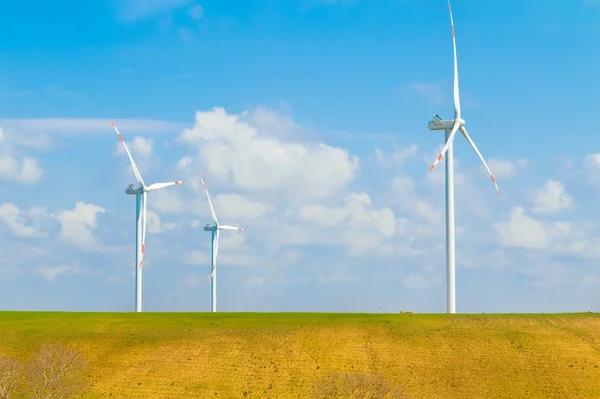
[110,120,184,313]
[427,2,500,314]
[199,174,244,313]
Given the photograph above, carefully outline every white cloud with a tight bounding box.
[302,0,358,9]
[298,192,397,254]
[486,158,527,179]
[115,0,193,21]
[401,273,440,289]
[370,145,418,167]
[298,204,346,228]
[185,272,202,286]
[28,206,48,220]
[345,193,397,238]
[392,176,442,224]
[213,194,269,220]
[146,211,162,234]
[52,202,108,251]
[188,4,204,20]
[182,250,207,265]
[112,134,172,184]
[242,105,300,137]
[182,235,250,267]
[492,206,596,257]
[217,232,247,253]
[177,156,193,170]
[0,118,184,137]
[170,106,451,260]
[188,219,202,229]
[19,158,43,182]
[36,265,96,281]
[115,136,153,157]
[0,156,43,183]
[398,82,443,104]
[583,153,600,190]
[0,203,45,237]
[532,180,574,214]
[151,189,184,214]
[317,272,358,285]
[0,127,43,183]
[494,207,549,249]
[177,106,359,199]
[584,153,600,167]
[145,210,178,234]
[183,232,257,270]
[584,275,597,284]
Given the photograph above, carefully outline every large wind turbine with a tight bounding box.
[426,2,500,314]
[110,120,184,312]
[199,174,244,312]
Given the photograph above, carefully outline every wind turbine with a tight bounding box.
[426,2,500,314]
[199,174,244,312]
[110,120,184,312]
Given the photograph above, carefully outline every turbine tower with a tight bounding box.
[110,120,184,312]
[426,2,500,314]
[199,174,244,312]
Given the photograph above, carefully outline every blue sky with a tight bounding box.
[1,0,600,313]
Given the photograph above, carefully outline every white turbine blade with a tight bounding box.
[459,125,501,196]
[110,120,145,187]
[140,192,147,269]
[429,122,460,171]
[199,174,219,225]
[218,225,244,231]
[145,181,184,191]
[448,1,461,118]
[210,229,220,280]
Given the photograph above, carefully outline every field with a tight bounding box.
[1,312,600,398]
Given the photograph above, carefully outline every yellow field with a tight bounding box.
[1,312,599,398]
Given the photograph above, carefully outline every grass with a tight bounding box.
[1,312,599,398]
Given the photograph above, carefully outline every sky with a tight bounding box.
[0,0,600,313]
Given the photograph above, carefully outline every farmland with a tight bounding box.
[1,312,599,398]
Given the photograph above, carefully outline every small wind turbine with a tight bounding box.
[110,120,184,313]
[199,174,244,312]
[426,2,500,314]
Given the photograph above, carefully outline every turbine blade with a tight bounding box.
[429,122,460,171]
[199,174,219,225]
[110,120,145,187]
[218,225,244,231]
[140,192,147,270]
[448,1,461,118]
[459,125,501,196]
[210,229,220,280]
[145,181,184,191]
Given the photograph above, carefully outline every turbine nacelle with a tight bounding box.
[204,224,217,232]
[125,184,143,195]
[428,115,456,131]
